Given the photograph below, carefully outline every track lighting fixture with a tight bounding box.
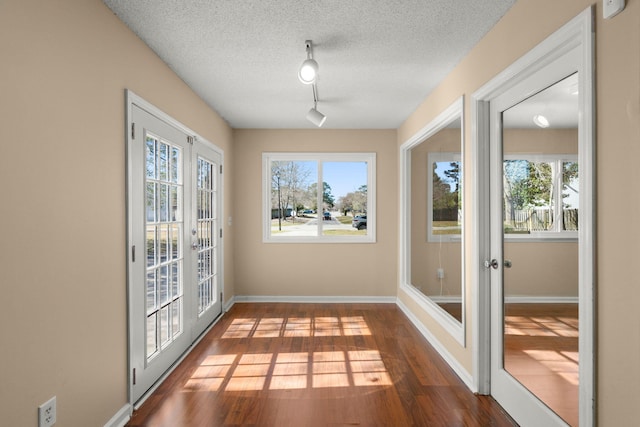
[533,114,550,128]
[307,104,327,127]
[298,40,327,127]
[298,40,318,84]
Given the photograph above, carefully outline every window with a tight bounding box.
[263,153,376,243]
[503,154,578,239]
[427,152,462,242]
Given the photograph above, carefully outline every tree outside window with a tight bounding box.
[263,153,376,243]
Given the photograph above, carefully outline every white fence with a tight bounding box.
[506,208,578,232]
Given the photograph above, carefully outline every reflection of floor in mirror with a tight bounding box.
[504,303,578,427]
[437,303,462,323]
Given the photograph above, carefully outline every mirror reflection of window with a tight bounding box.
[501,72,580,426]
[409,113,463,323]
[429,154,462,241]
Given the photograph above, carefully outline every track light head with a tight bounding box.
[298,58,318,84]
[299,40,326,126]
[307,106,326,127]
[533,114,550,128]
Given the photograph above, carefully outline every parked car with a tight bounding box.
[352,215,367,230]
[323,211,331,220]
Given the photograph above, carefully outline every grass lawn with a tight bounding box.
[323,229,367,236]
[336,216,354,225]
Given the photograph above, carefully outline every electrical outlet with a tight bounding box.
[437,268,445,279]
[38,396,56,427]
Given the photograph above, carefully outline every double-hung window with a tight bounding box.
[262,153,376,243]
[503,154,578,239]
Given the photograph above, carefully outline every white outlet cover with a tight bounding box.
[38,396,56,427]
[603,0,625,19]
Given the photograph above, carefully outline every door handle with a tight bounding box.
[484,259,512,269]
[484,259,499,269]
[191,242,199,250]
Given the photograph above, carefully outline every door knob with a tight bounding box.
[484,259,499,269]
[191,242,199,250]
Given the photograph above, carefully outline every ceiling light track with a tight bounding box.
[299,40,326,127]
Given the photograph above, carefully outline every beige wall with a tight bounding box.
[233,129,397,298]
[503,128,579,297]
[0,0,233,425]
[2,0,639,425]
[398,0,640,424]
[504,128,578,154]
[503,242,578,297]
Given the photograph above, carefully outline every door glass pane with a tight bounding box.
[145,136,184,360]
[501,74,579,426]
[146,313,157,358]
[197,156,218,316]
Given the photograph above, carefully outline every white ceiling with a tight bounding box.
[103,0,517,129]
[504,73,579,129]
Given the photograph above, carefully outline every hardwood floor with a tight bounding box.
[127,303,516,427]
[504,303,579,427]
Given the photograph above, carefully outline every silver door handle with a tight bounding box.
[484,259,499,269]
[191,242,199,250]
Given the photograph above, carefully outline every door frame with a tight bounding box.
[125,90,225,407]
[470,7,595,426]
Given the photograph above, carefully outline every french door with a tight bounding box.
[128,100,222,403]
[486,44,588,426]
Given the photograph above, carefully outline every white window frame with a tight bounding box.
[503,153,578,241]
[262,152,376,243]
[427,152,462,243]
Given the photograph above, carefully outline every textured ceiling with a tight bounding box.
[103,0,517,129]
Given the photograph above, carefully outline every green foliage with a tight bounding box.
[504,160,552,209]
[432,162,460,211]
[307,181,335,209]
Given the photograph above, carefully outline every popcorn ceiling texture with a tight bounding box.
[103,0,515,128]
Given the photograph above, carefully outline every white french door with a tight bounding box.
[487,45,586,427]
[474,9,594,427]
[128,99,222,403]
[190,142,223,339]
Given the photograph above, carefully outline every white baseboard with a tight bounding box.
[396,298,475,392]
[428,295,462,304]
[505,296,578,304]
[233,295,397,304]
[223,296,236,312]
[104,404,130,427]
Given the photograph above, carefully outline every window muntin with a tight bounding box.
[503,154,578,239]
[196,156,218,316]
[263,153,375,243]
[145,135,184,359]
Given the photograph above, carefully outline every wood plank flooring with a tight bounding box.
[504,303,579,427]
[127,303,516,427]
